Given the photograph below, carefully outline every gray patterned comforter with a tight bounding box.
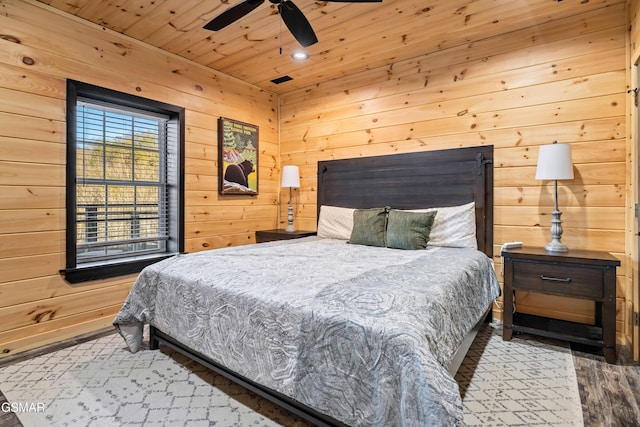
[114,237,500,426]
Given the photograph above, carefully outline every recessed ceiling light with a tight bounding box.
[291,51,309,61]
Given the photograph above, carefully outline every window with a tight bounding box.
[64,80,184,283]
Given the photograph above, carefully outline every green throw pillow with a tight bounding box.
[349,207,389,247]
[386,209,437,250]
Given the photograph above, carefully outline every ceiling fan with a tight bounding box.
[203,0,382,48]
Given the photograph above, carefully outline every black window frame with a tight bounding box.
[63,80,184,283]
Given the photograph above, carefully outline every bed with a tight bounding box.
[114,145,500,426]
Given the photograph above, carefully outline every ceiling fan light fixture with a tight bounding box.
[291,50,309,61]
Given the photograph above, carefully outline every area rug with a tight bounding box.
[0,323,583,426]
[455,323,584,426]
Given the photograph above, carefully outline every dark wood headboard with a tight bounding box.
[317,146,494,257]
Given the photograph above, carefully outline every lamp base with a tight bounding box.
[545,240,568,253]
[285,197,296,233]
[546,202,568,253]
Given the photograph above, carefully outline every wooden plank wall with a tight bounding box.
[280,3,630,345]
[0,0,278,358]
[628,0,640,359]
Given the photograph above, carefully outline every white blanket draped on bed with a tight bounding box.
[114,237,500,426]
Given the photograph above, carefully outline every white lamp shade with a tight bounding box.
[535,143,574,180]
[281,165,300,188]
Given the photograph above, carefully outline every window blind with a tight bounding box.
[75,99,169,264]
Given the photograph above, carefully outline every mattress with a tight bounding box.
[114,237,500,426]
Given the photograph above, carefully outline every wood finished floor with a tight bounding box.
[570,342,640,426]
[0,333,638,426]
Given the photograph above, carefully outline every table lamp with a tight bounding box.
[281,165,300,232]
[535,141,574,252]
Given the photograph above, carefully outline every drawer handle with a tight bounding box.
[539,275,572,283]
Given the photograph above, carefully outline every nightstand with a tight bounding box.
[501,247,620,363]
[255,229,316,243]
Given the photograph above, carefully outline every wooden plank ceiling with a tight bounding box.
[37,0,612,94]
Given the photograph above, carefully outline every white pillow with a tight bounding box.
[408,202,477,249]
[317,205,355,240]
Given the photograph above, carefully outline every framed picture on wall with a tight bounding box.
[218,117,259,195]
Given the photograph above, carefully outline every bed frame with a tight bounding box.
[150,145,494,426]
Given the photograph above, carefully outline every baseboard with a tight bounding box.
[0,327,116,368]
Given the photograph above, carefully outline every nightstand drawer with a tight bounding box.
[512,261,603,299]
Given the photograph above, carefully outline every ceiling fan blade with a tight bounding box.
[278,0,318,48]
[203,0,265,31]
